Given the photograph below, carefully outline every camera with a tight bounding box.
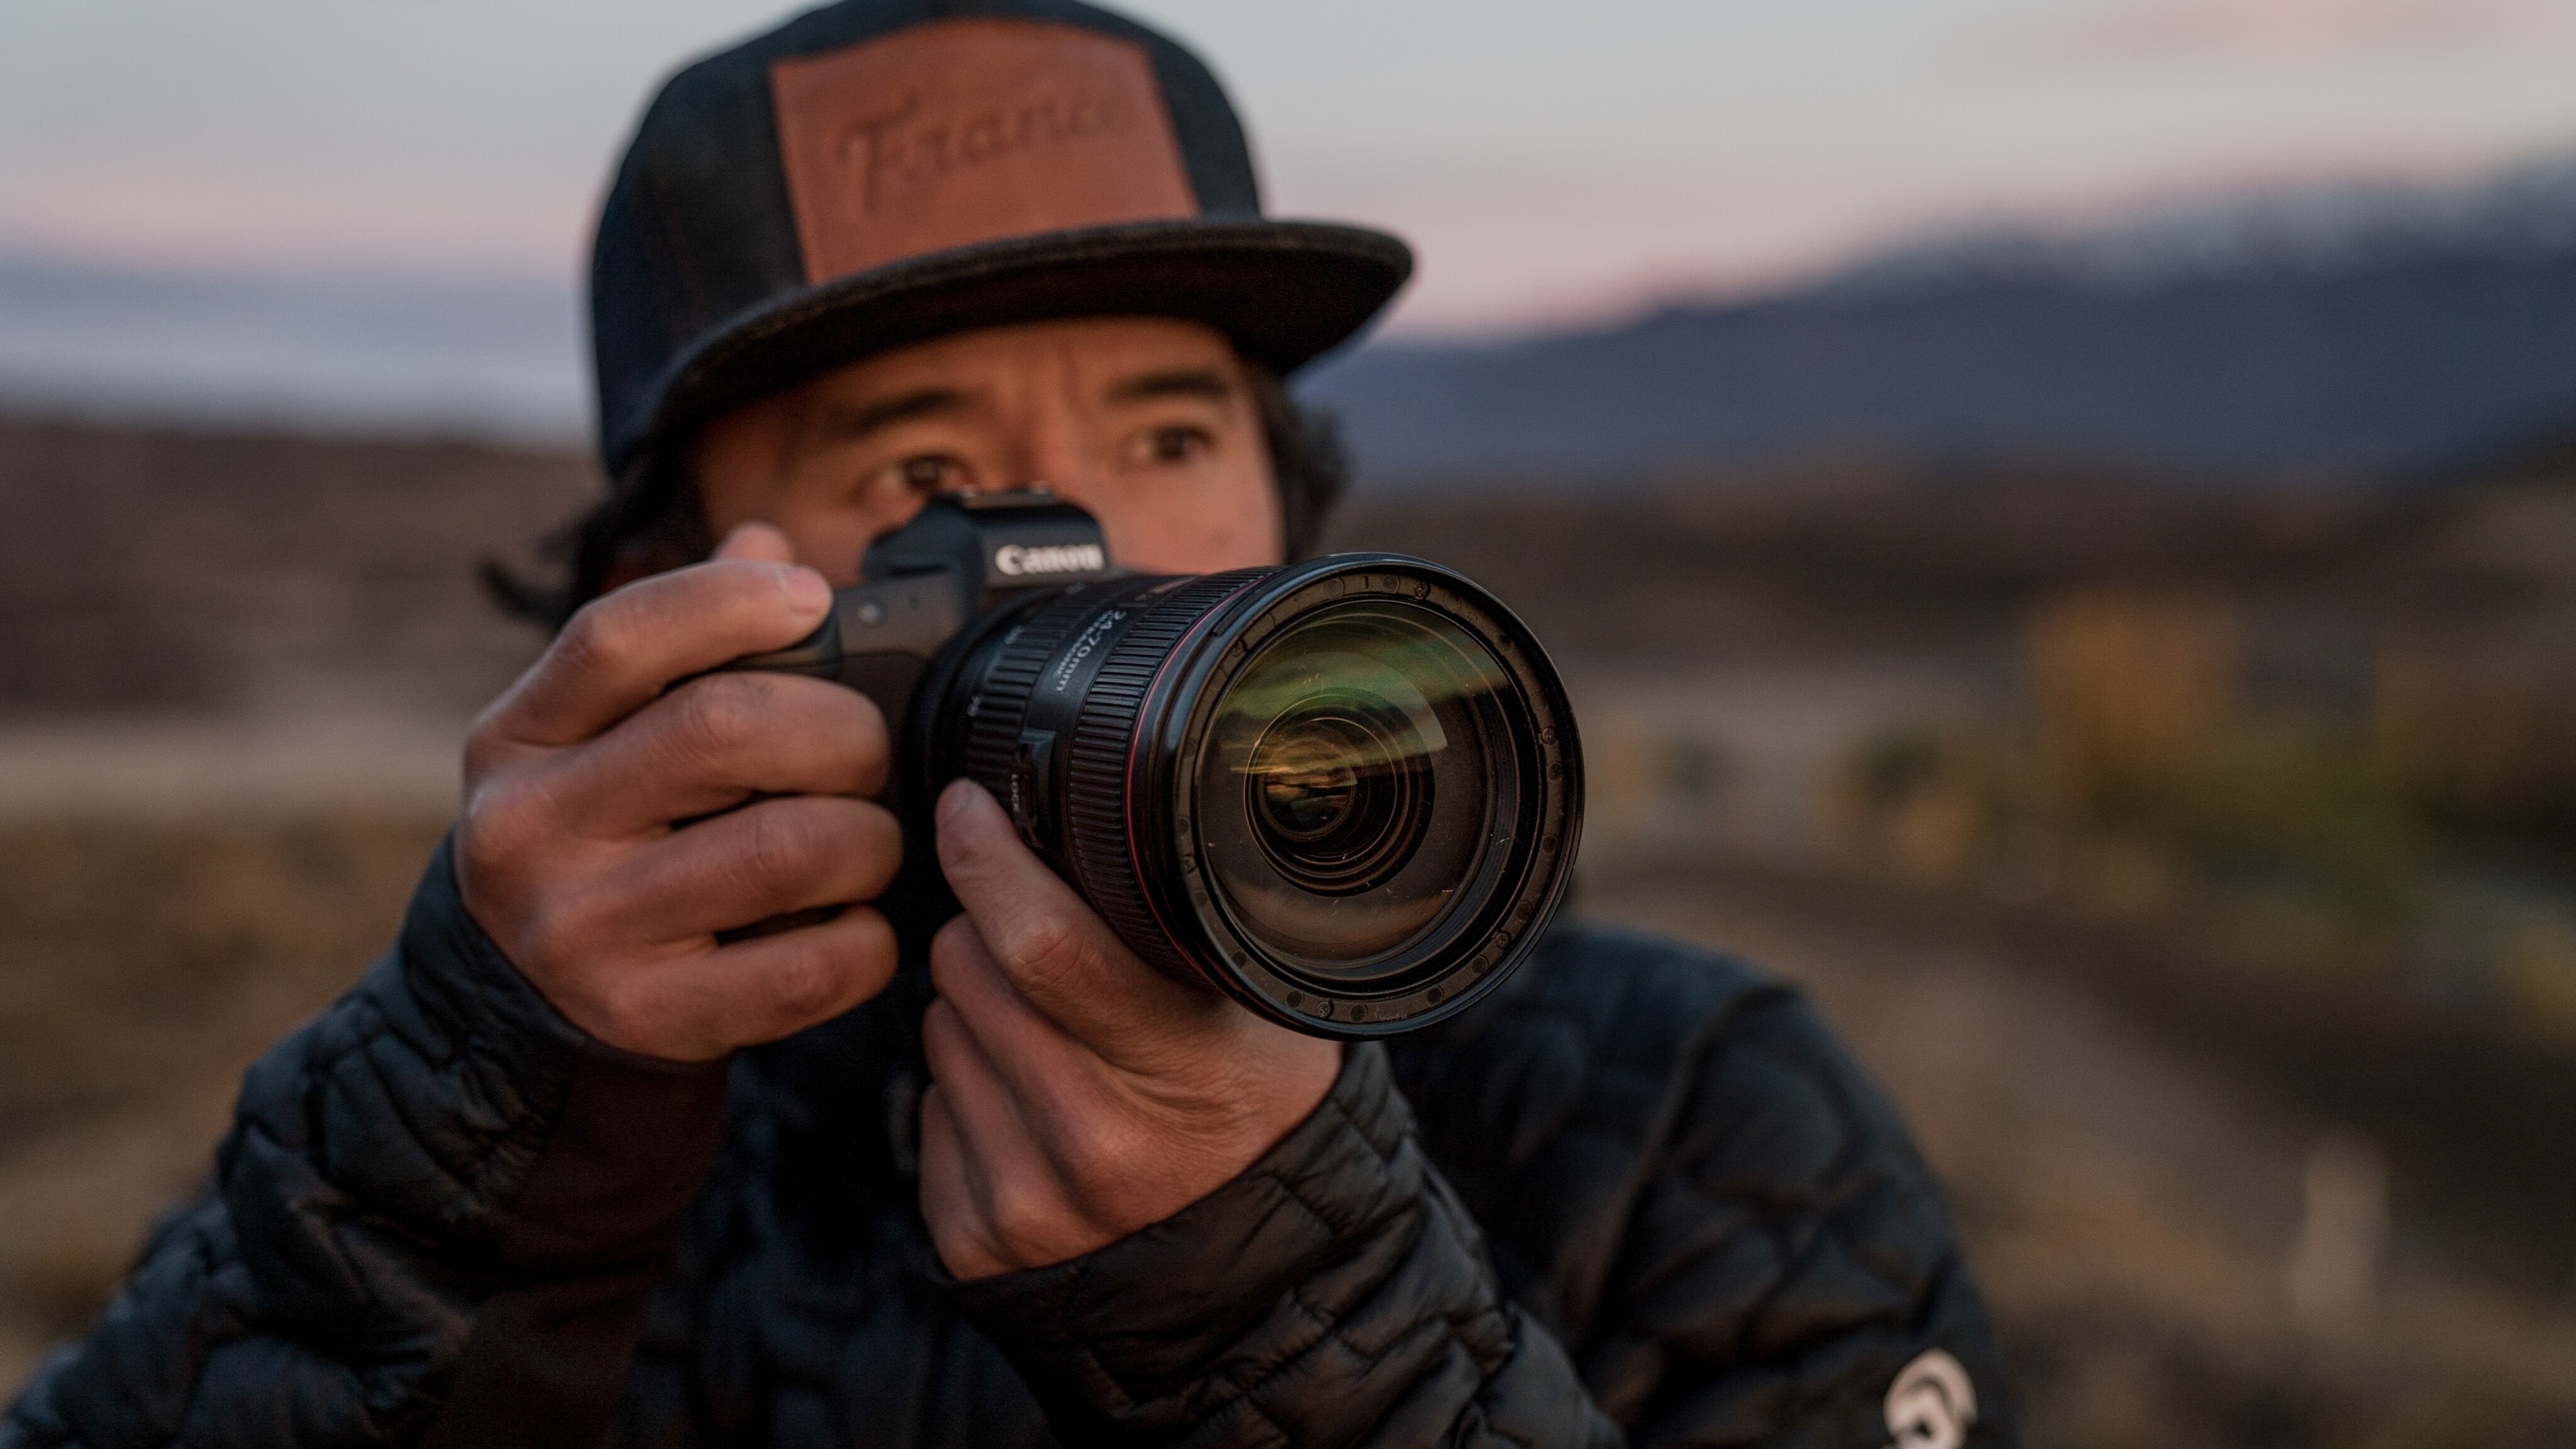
[720,492,1581,1039]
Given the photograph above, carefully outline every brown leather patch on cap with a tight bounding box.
[770,19,1198,285]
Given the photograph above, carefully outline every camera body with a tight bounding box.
[724,491,1122,736]
[721,492,1582,1040]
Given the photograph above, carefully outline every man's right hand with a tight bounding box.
[455,523,902,1062]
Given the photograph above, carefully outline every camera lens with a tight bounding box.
[1242,689,1434,895]
[933,555,1580,1038]
[1192,604,1509,977]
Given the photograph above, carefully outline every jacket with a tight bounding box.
[4,838,2012,1448]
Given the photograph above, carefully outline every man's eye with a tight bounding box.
[886,455,968,494]
[1138,425,1213,465]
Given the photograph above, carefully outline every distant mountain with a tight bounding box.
[1304,159,2576,486]
[11,158,2576,482]
[0,253,586,443]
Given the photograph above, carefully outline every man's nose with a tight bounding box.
[1009,389,1096,504]
[1017,439,1093,502]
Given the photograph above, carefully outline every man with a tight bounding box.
[4,4,2012,1446]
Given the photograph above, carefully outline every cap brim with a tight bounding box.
[613,218,1411,471]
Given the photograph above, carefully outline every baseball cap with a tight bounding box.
[589,0,1414,475]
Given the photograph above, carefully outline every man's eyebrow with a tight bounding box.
[818,386,973,441]
[1106,367,1238,404]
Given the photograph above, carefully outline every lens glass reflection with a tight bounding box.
[1245,691,1436,896]
[1196,601,1520,973]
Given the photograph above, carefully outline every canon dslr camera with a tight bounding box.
[722,492,1581,1039]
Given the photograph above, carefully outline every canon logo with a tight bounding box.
[994,542,1106,577]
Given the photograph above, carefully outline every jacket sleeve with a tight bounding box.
[1,837,730,1449]
[944,1041,1625,1449]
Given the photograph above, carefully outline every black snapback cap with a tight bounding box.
[589,0,1414,474]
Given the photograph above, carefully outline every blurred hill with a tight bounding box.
[0,416,585,720]
[1307,159,2576,484]
[0,255,586,443]
[12,160,2576,490]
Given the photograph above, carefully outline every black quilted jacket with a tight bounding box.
[4,841,2012,1448]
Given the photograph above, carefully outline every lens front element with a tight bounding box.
[1157,561,1581,1035]
[1198,606,1506,974]
[1245,689,1435,896]
[949,553,1581,1040]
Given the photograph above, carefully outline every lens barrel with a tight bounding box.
[928,554,1580,1038]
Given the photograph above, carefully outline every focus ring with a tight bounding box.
[1058,572,1267,984]
[958,597,1087,799]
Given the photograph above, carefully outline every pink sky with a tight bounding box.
[3,0,2573,336]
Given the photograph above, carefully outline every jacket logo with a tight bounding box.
[995,543,1106,577]
[1884,1350,1977,1449]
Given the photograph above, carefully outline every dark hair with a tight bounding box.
[486,365,1350,630]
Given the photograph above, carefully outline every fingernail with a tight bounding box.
[780,564,831,617]
[936,777,980,827]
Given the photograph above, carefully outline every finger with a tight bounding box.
[916,1084,977,1259]
[921,994,1041,1153]
[537,671,889,835]
[933,778,1211,1058]
[591,794,902,945]
[484,555,833,750]
[713,520,796,564]
[920,999,1093,1269]
[598,906,899,1060]
[924,912,1101,1092]
[918,1084,1011,1282]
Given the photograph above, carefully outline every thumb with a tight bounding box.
[934,778,1209,1055]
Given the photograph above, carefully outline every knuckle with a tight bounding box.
[1002,908,1075,971]
[738,801,828,889]
[1052,1113,1128,1181]
[457,784,537,880]
[834,693,892,775]
[588,978,664,1053]
[986,1179,1053,1247]
[674,675,770,762]
[519,892,601,975]
[766,945,843,1022]
[767,923,860,1016]
[843,906,898,970]
[555,597,636,680]
[1004,909,1101,995]
[462,711,511,776]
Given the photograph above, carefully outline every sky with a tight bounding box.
[3,0,2574,438]
[6,0,2575,335]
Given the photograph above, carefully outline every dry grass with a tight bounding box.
[0,813,448,1383]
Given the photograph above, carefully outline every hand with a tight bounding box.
[918,779,1343,1280]
[455,524,902,1062]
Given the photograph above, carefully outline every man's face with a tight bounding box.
[693,315,1283,582]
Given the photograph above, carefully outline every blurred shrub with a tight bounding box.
[2124,728,2421,939]
[0,814,444,1133]
[2028,587,2238,815]
[1838,588,2576,999]
[1842,725,2020,884]
[2375,636,2576,843]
